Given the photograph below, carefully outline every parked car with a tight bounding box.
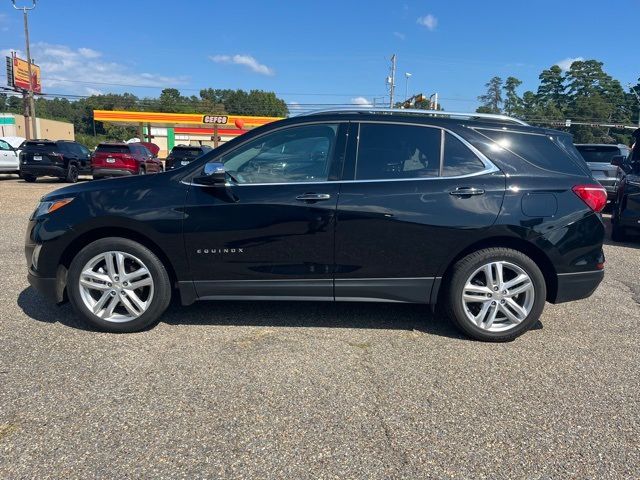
[575,144,631,201]
[25,108,606,341]
[0,136,25,175]
[19,139,92,183]
[92,142,163,179]
[611,150,640,241]
[165,144,213,170]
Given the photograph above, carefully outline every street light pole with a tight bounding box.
[404,73,412,102]
[12,0,37,140]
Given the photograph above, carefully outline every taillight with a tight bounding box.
[572,184,607,212]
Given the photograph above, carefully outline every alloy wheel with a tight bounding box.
[461,261,535,332]
[78,251,154,323]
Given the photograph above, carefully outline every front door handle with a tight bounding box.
[449,187,485,197]
[296,193,332,202]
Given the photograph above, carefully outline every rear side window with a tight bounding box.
[475,129,586,175]
[96,144,130,154]
[443,133,486,176]
[355,123,440,180]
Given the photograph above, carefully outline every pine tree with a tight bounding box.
[477,76,503,114]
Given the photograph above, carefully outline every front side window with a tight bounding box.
[355,123,440,180]
[0,140,11,151]
[221,124,338,184]
[442,133,486,176]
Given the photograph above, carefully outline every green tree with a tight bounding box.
[537,65,565,109]
[503,76,523,116]
[477,76,503,114]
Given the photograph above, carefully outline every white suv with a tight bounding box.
[0,136,25,175]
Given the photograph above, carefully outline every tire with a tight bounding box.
[611,224,626,242]
[22,174,37,183]
[65,164,79,183]
[67,237,172,333]
[92,176,103,181]
[138,166,145,175]
[444,247,546,342]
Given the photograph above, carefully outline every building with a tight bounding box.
[0,113,75,140]
[93,110,281,158]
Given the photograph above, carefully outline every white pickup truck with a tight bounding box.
[0,136,25,175]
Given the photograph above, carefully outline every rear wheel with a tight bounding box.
[65,164,79,183]
[67,237,172,333]
[444,248,546,342]
[22,174,37,183]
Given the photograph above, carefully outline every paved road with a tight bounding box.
[1,175,639,479]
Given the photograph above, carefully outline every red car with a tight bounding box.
[92,142,163,180]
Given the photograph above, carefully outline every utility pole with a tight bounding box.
[12,0,37,139]
[629,83,640,128]
[389,54,397,108]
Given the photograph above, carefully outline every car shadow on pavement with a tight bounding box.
[17,286,509,340]
[17,287,95,331]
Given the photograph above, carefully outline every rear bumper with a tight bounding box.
[551,270,604,304]
[92,168,134,177]
[20,165,65,177]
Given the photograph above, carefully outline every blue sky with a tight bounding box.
[0,0,638,113]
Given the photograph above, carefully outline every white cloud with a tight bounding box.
[85,87,104,96]
[555,56,584,71]
[209,54,275,76]
[351,96,373,107]
[417,14,438,31]
[24,43,187,93]
[393,31,406,40]
[78,47,101,59]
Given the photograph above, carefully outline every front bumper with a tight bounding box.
[552,270,604,304]
[27,268,65,303]
[92,168,134,177]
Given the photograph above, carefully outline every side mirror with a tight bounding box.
[195,161,226,186]
[611,155,624,167]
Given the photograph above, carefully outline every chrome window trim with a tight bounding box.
[186,121,501,187]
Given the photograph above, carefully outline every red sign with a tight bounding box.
[9,55,41,93]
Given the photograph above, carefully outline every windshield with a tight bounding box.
[575,146,622,163]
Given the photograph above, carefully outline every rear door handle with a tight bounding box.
[449,187,485,197]
[296,193,332,202]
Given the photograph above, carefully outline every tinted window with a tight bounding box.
[476,129,586,175]
[23,141,57,152]
[355,123,440,180]
[77,144,90,156]
[443,133,485,176]
[576,145,623,163]
[221,124,338,184]
[172,147,203,159]
[0,140,11,151]
[96,144,130,154]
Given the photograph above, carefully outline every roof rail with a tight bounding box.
[301,107,529,126]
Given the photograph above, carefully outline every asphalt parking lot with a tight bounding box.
[0,174,639,479]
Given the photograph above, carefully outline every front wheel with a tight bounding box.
[22,173,37,183]
[67,237,172,332]
[138,166,145,175]
[444,248,546,342]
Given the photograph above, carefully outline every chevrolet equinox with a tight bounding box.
[25,109,606,341]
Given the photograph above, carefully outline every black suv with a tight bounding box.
[25,109,606,341]
[165,144,213,170]
[611,148,640,241]
[20,139,92,183]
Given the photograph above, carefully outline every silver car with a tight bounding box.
[575,144,630,200]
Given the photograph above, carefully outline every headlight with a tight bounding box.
[31,197,74,219]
